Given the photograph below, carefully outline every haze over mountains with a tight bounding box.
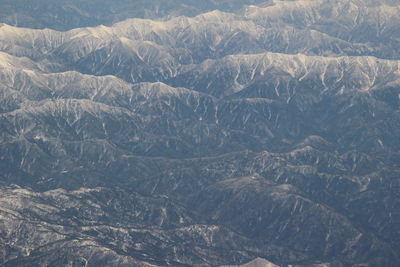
[0,0,399,266]
[0,0,266,30]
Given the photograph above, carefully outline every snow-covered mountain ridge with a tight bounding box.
[0,1,400,266]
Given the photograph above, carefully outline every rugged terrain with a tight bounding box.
[0,0,399,266]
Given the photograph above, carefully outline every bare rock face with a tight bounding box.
[0,1,400,266]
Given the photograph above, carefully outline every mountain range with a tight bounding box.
[0,0,399,266]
